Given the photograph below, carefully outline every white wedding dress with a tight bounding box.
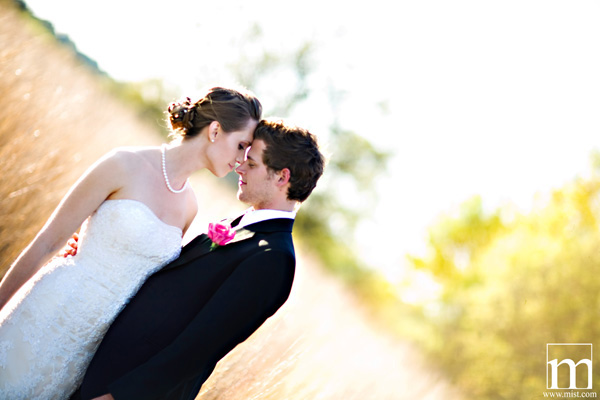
[0,199,182,399]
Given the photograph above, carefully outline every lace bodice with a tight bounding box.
[0,199,182,399]
[74,199,183,279]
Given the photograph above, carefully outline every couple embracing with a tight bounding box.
[0,87,325,399]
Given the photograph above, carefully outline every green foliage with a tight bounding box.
[101,78,178,137]
[228,24,312,118]
[291,120,391,305]
[13,1,173,133]
[13,1,108,76]
[408,196,505,298]
[409,163,600,399]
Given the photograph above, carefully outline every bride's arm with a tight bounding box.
[0,150,127,310]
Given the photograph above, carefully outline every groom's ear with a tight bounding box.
[276,168,291,187]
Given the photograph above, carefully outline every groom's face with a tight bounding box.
[235,139,279,210]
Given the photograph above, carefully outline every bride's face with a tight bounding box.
[207,119,257,177]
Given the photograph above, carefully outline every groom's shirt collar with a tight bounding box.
[236,208,296,229]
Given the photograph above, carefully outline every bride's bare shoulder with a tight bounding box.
[104,145,156,156]
[101,146,158,168]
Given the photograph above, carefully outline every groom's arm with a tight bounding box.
[106,249,295,400]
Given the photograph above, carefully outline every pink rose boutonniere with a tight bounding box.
[208,222,236,251]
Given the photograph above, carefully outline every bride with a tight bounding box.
[0,87,261,399]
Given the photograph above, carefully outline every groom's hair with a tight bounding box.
[254,119,325,202]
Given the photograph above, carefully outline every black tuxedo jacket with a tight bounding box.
[78,217,296,400]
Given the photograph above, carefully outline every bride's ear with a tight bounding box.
[208,121,220,142]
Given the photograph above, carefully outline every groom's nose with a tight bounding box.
[235,163,245,175]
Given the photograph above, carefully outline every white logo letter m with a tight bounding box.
[548,357,592,389]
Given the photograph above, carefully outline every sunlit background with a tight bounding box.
[2,0,600,398]
[23,0,600,269]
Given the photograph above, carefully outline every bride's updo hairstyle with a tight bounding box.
[167,87,262,140]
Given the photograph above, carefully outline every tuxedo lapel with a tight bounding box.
[228,227,255,245]
[163,221,255,271]
[163,234,213,270]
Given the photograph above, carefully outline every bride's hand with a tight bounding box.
[58,233,79,258]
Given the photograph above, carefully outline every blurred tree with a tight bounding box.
[408,158,600,399]
[103,78,178,135]
[224,25,394,304]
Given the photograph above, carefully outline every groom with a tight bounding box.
[71,119,325,400]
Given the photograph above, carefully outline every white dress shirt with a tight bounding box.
[236,208,296,229]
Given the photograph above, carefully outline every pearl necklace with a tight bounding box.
[161,144,188,194]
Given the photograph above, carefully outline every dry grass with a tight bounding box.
[0,3,162,274]
[0,3,463,399]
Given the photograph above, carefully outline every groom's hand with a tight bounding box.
[59,233,79,257]
[91,395,114,400]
